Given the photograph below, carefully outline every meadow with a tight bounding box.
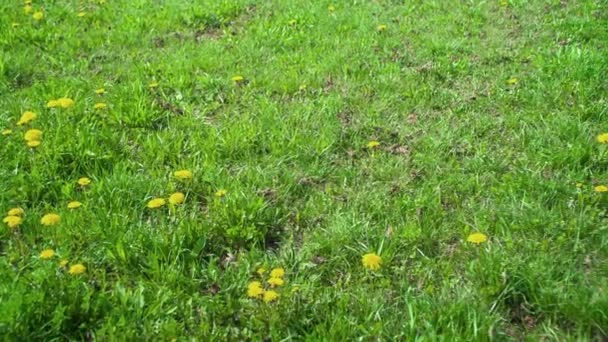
[1,0,607,340]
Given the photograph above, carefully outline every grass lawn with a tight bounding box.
[1,0,608,339]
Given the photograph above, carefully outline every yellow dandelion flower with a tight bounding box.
[46,99,60,108]
[270,267,285,278]
[40,213,60,226]
[78,177,92,186]
[32,11,44,20]
[68,263,86,275]
[247,281,264,298]
[367,140,380,149]
[60,259,69,267]
[169,192,185,205]
[24,5,33,14]
[215,189,227,197]
[257,267,266,276]
[58,97,75,108]
[147,198,166,209]
[576,183,583,188]
[507,78,518,85]
[467,232,488,244]
[231,75,244,82]
[299,84,307,91]
[17,111,37,125]
[263,290,279,303]
[174,170,193,180]
[596,133,608,144]
[67,201,82,209]
[24,129,42,142]
[362,253,382,270]
[3,215,22,228]
[377,24,387,32]
[594,185,608,193]
[500,0,509,6]
[77,12,86,17]
[7,208,24,216]
[148,81,159,88]
[39,249,55,259]
[288,19,297,25]
[95,88,105,95]
[268,277,285,287]
[27,140,41,148]
[328,5,335,12]
[2,129,12,136]
[94,102,107,110]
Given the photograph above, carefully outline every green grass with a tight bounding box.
[1,0,608,339]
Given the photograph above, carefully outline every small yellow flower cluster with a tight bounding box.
[362,253,382,270]
[146,170,194,209]
[47,97,75,109]
[24,1,44,21]
[467,232,488,244]
[3,207,25,229]
[24,128,43,148]
[367,140,381,149]
[247,267,286,303]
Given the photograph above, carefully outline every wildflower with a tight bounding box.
[268,277,285,287]
[270,267,285,278]
[1,129,12,136]
[60,259,69,267]
[174,170,193,180]
[328,5,335,11]
[24,129,42,142]
[78,177,92,186]
[247,281,264,298]
[3,215,22,228]
[24,5,33,14]
[257,267,266,275]
[147,198,166,209]
[58,97,75,108]
[77,12,86,17]
[576,183,583,188]
[17,111,37,125]
[94,102,107,110]
[47,100,60,108]
[67,201,82,209]
[95,88,105,95]
[377,24,387,32]
[263,290,279,303]
[148,81,159,88]
[32,11,44,20]
[288,19,297,25]
[467,232,488,244]
[27,140,41,148]
[500,0,509,6]
[507,78,518,85]
[7,208,24,216]
[231,75,244,82]
[594,185,608,193]
[215,189,227,197]
[362,253,382,270]
[168,192,185,205]
[39,249,55,259]
[597,133,608,144]
[40,213,60,226]
[299,84,307,91]
[367,140,380,149]
[68,264,86,275]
